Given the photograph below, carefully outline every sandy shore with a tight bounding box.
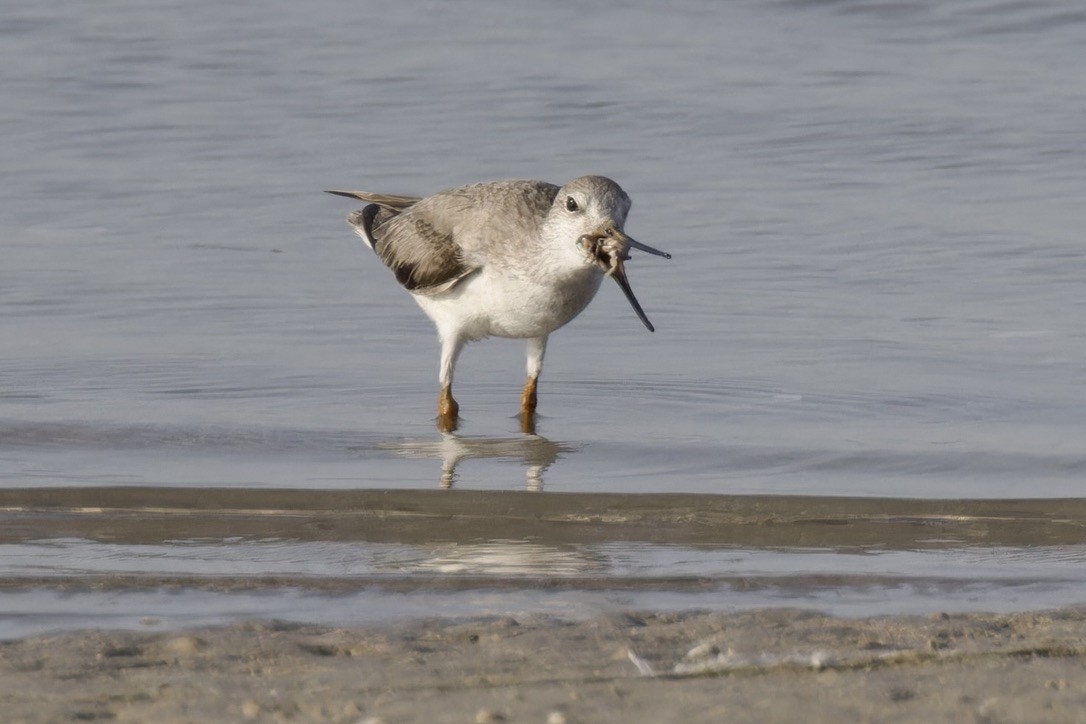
[3,607,1085,723]
[5,489,1086,721]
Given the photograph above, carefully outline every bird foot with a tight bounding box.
[520,411,537,435]
[438,388,459,433]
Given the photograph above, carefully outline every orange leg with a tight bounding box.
[438,384,459,433]
[521,375,538,414]
[520,375,538,434]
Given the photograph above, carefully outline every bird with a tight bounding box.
[326,175,669,433]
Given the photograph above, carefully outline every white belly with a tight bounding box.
[414,266,604,341]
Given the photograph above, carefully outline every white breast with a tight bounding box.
[414,265,604,341]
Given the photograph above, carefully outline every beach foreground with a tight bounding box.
[3,607,1085,723]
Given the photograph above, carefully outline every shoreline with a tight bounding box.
[5,489,1086,719]
[4,606,1085,723]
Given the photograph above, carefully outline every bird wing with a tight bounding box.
[327,181,559,296]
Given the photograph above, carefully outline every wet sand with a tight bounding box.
[4,489,1086,721]
[3,607,1085,723]
[6,487,1086,549]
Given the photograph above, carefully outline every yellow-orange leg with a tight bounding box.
[438,384,459,433]
[521,375,538,414]
[520,375,538,434]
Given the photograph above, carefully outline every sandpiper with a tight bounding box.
[327,175,669,432]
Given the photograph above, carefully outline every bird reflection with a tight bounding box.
[404,539,608,576]
[386,431,575,490]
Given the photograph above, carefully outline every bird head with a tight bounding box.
[545,176,670,332]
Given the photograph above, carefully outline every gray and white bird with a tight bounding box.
[326,175,669,432]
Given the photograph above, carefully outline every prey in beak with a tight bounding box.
[578,229,670,332]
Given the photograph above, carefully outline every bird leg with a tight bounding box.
[521,337,546,434]
[520,375,538,434]
[437,335,465,433]
[438,384,459,433]
[521,375,538,414]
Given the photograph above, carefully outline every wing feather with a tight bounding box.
[328,180,560,295]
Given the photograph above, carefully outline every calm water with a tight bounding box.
[2,0,1086,635]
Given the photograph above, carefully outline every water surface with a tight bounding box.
[2,0,1086,634]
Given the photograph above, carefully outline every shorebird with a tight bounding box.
[327,175,669,432]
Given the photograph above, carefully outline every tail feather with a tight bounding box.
[325,190,422,211]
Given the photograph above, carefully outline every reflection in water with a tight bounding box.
[385,433,576,490]
[402,540,607,577]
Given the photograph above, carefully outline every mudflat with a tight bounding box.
[3,607,1085,723]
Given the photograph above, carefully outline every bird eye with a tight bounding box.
[565,196,579,212]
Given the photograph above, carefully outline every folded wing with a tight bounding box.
[326,189,477,294]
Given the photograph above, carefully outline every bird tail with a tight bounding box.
[324,190,422,211]
[326,190,422,253]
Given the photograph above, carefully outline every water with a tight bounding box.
[2,0,1086,636]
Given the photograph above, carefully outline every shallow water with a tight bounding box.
[2,0,1086,634]
[3,489,1086,638]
